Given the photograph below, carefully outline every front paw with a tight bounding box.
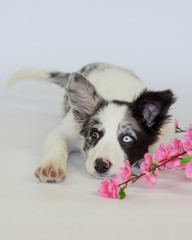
[35,160,66,183]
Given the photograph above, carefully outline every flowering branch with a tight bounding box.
[118,151,187,188]
[98,122,192,200]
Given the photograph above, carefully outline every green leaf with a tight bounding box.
[180,156,192,164]
[119,188,126,200]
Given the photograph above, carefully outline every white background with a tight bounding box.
[1,0,192,124]
[0,1,192,240]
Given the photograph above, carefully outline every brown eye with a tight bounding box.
[92,132,100,139]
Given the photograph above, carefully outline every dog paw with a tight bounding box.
[35,160,66,183]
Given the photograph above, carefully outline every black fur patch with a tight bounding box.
[79,63,108,77]
[80,119,105,151]
[50,72,61,78]
[118,89,176,165]
[118,130,152,165]
[79,100,108,152]
[63,94,71,116]
[112,100,129,106]
[50,72,70,88]
[114,90,176,165]
[130,89,176,136]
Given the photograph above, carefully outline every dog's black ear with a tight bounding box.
[67,72,106,123]
[130,89,176,134]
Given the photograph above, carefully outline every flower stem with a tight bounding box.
[118,151,187,187]
[175,127,186,133]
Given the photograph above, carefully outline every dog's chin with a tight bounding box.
[92,171,117,179]
[86,163,119,179]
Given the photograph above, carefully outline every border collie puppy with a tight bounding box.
[7,63,176,182]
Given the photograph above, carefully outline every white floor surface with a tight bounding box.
[0,82,192,240]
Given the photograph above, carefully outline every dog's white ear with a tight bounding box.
[67,72,105,123]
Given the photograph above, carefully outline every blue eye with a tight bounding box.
[122,135,132,143]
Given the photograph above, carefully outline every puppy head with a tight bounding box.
[67,72,176,177]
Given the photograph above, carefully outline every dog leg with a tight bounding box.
[35,113,79,183]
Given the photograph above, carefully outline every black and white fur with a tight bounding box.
[7,63,176,182]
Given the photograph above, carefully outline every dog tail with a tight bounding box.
[6,68,70,89]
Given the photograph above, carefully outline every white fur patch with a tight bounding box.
[87,67,145,102]
[85,103,128,177]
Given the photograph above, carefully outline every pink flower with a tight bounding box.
[118,161,131,181]
[185,160,192,179]
[140,153,152,171]
[154,168,159,175]
[175,119,178,129]
[140,171,157,188]
[165,139,183,158]
[165,139,185,169]
[170,138,184,154]
[153,144,169,169]
[98,178,120,199]
[171,159,185,170]
[153,139,185,170]
[184,124,192,152]
[187,151,192,156]
[114,160,132,185]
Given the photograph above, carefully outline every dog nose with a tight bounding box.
[94,158,111,174]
